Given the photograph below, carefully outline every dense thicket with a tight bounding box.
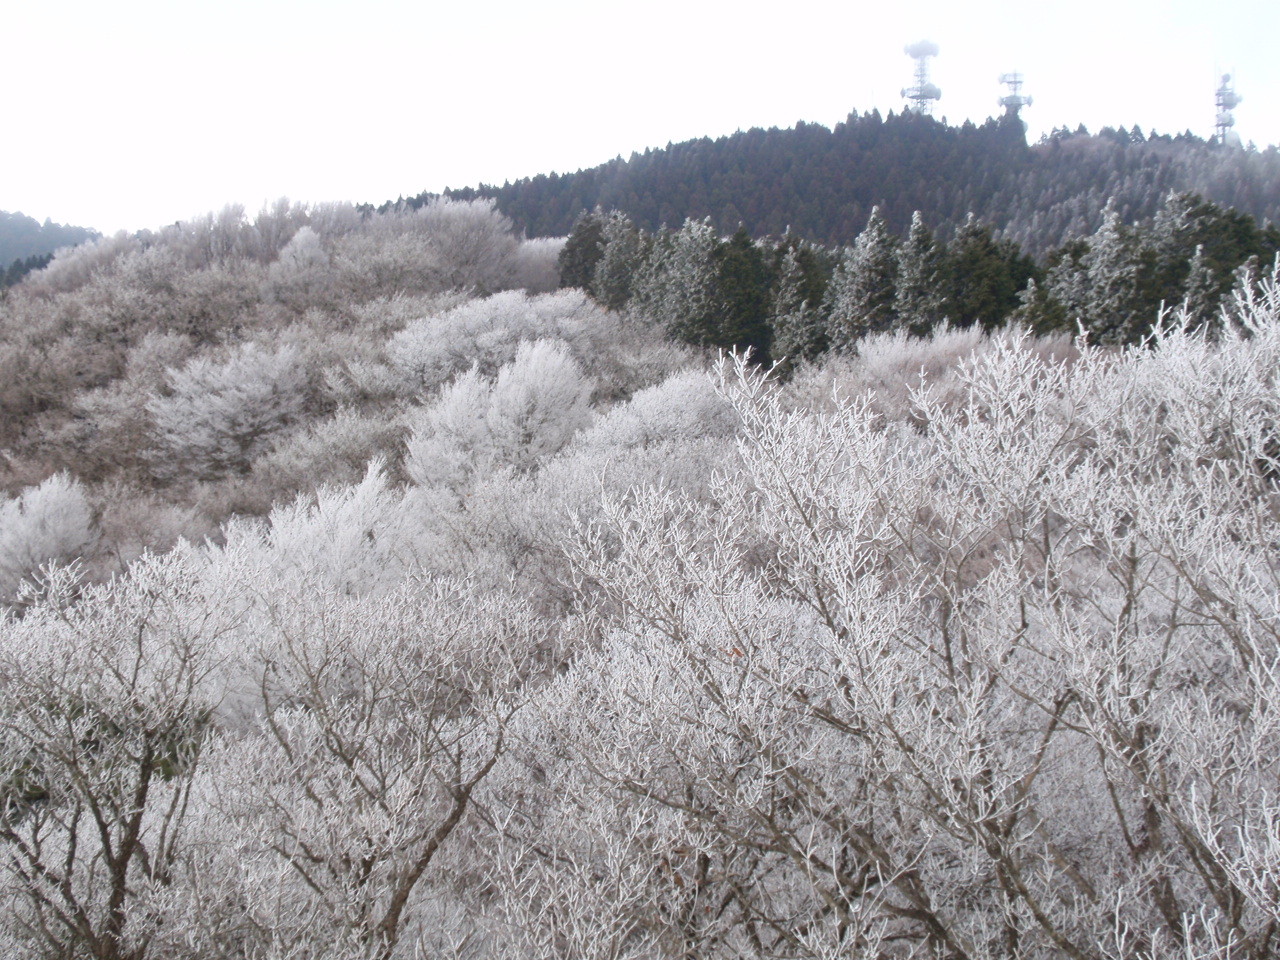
[408,112,1280,255]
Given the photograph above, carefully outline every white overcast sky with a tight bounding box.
[3,0,1275,234]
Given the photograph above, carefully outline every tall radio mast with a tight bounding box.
[998,72,1032,119]
[1215,73,1242,146]
[902,41,941,115]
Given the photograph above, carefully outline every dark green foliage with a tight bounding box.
[766,238,831,367]
[591,212,642,311]
[942,216,1039,329]
[710,229,772,360]
[895,212,946,335]
[557,209,606,289]
[1,252,54,288]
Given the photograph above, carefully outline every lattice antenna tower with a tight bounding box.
[999,72,1032,118]
[1215,73,1242,145]
[902,41,941,115]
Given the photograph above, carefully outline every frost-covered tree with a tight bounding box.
[894,210,945,334]
[412,197,519,294]
[558,208,607,290]
[0,473,96,603]
[1080,199,1145,341]
[531,279,1280,959]
[147,343,309,480]
[1181,242,1221,325]
[591,211,642,311]
[1046,200,1146,342]
[823,207,898,351]
[768,247,828,364]
[173,566,539,959]
[630,218,718,345]
[0,555,229,960]
[263,225,331,307]
[405,338,593,488]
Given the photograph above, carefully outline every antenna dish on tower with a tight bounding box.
[902,41,941,115]
[1215,73,1242,146]
[998,72,1032,118]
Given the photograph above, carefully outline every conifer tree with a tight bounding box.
[823,207,898,352]
[591,211,642,311]
[770,247,828,364]
[894,211,945,335]
[631,218,719,346]
[558,208,606,290]
[1079,200,1144,342]
[710,228,771,359]
[1181,243,1220,325]
[944,213,1035,330]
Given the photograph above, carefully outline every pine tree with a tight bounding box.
[1181,244,1220,326]
[823,207,898,352]
[710,228,771,359]
[558,208,606,289]
[630,219,719,345]
[1080,200,1144,342]
[591,211,642,311]
[894,211,945,335]
[770,247,828,364]
[943,214,1031,330]
[1008,277,1069,335]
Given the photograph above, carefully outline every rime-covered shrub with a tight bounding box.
[23,231,142,296]
[511,236,567,293]
[405,339,593,488]
[388,289,601,393]
[147,343,309,480]
[330,198,520,302]
[263,225,332,308]
[575,367,739,450]
[215,463,417,595]
[0,473,96,601]
[251,406,407,497]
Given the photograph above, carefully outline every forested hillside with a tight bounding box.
[424,112,1280,255]
[0,210,98,286]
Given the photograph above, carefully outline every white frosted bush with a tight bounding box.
[387,289,602,393]
[262,225,331,306]
[405,339,593,488]
[147,343,309,479]
[252,406,406,495]
[0,473,96,601]
[216,462,417,596]
[575,368,739,450]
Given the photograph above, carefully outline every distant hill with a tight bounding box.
[406,112,1280,256]
[0,211,98,284]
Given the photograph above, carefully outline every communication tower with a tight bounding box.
[998,72,1032,119]
[902,41,941,115]
[1215,73,1242,145]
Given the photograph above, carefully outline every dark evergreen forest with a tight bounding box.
[399,111,1280,256]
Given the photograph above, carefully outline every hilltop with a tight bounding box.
[408,111,1280,255]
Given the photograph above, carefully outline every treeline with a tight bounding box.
[561,191,1280,362]
[409,111,1280,256]
[0,210,97,285]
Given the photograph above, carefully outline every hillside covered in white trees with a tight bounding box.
[1,197,1279,960]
